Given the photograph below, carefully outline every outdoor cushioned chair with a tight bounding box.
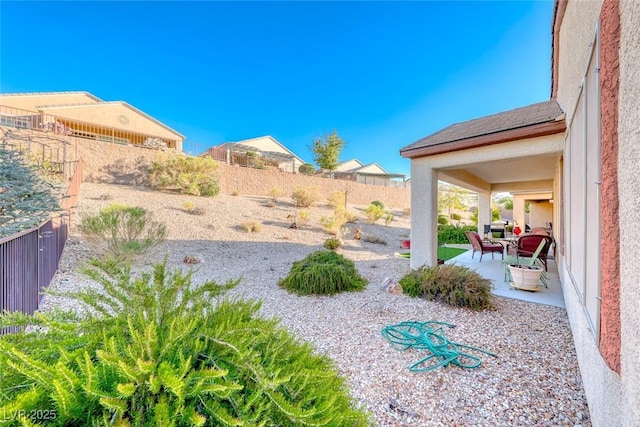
[530,227,551,236]
[464,231,504,262]
[514,234,554,271]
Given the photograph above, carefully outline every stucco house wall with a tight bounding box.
[336,159,364,172]
[38,103,182,143]
[556,0,603,118]
[555,0,639,425]
[617,0,640,424]
[0,91,185,151]
[225,136,306,173]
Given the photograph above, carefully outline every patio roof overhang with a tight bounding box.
[400,100,567,194]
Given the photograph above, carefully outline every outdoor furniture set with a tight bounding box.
[464,230,554,292]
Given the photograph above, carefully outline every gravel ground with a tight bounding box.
[43,182,590,426]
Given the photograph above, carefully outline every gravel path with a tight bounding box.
[43,182,590,426]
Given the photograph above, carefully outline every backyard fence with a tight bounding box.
[0,159,82,333]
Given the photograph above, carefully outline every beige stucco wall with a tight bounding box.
[556,1,640,426]
[556,0,603,120]
[0,92,100,111]
[357,164,386,174]
[618,1,640,425]
[336,159,363,172]
[40,103,181,142]
[528,200,553,228]
[237,136,305,171]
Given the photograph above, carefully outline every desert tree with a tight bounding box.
[311,130,344,174]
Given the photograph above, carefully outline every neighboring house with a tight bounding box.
[210,135,306,173]
[400,1,638,425]
[0,91,185,150]
[333,158,408,186]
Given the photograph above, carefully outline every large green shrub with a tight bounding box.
[0,259,371,426]
[80,204,166,261]
[399,264,494,311]
[437,224,476,244]
[150,155,220,196]
[279,250,368,295]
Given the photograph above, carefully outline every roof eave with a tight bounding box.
[400,120,566,159]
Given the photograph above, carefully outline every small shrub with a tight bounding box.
[451,212,462,221]
[268,186,283,201]
[371,200,384,209]
[231,190,240,196]
[265,200,276,208]
[438,215,449,225]
[279,250,368,295]
[364,203,385,223]
[183,201,205,215]
[298,209,310,225]
[149,154,219,196]
[98,193,113,201]
[399,264,494,311]
[298,163,315,175]
[320,206,352,237]
[80,204,166,261]
[240,220,262,233]
[327,191,346,208]
[291,186,318,207]
[384,212,394,225]
[324,237,342,250]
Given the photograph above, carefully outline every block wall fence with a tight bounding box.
[70,137,410,209]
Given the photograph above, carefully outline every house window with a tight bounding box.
[564,29,601,339]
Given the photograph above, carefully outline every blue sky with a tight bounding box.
[0,1,554,177]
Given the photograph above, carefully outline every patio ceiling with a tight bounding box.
[439,152,560,189]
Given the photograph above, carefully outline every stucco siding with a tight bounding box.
[556,0,603,121]
[40,103,181,141]
[357,164,386,174]
[419,133,563,171]
[0,92,100,111]
[336,159,363,172]
[618,1,640,425]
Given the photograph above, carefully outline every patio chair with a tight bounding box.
[464,231,504,262]
[515,234,554,271]
[530,227,551,236]
[504,239,548,287]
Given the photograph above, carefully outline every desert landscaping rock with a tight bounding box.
[42,182,591,426]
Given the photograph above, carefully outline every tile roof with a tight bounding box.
[401,100,564,154]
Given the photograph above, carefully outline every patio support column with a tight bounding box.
[477,191,492,237]
[513,194,527,231]
[410,161,438,268]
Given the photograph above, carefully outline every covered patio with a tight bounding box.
[400,100,566,272]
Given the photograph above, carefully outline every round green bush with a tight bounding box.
[399,264,493,311]
[323,237,341,250]
[279,250,368,295]
[298,163,315,175]
[370,200,384,209]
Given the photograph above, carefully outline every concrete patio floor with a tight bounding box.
[443,245,565,308]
